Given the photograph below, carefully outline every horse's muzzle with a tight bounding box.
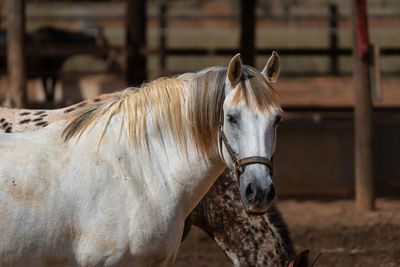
[242,181,275,215]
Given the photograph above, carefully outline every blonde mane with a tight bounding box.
[62,66,281,154]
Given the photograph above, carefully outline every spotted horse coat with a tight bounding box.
[0,93,295,267]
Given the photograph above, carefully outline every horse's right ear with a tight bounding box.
[227,53,242,84]
[292,249,309,267]
[262,51,280,83]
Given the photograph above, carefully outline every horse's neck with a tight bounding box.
[97,114,226,219]
[165,152,226,218]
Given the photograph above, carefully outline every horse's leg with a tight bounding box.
[46,76,57,102]
[51,76,58,101]
[42,76,50,101]
[42,75,57,102]
[181,217,192,242]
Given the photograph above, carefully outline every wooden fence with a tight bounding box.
[1,3,400,77]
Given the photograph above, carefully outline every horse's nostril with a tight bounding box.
[245,183,256,204]
[267,184,275,203]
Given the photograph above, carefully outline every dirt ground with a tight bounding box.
[176,198,400,267]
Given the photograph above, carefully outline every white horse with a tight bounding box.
[0,53,282,266]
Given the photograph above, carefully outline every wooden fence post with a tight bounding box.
[240,0,256,66]
[125,0,147,86]
[351,0,375,211]
[159,2,167,73]
[329,3,338,75]
[4,0,26,108]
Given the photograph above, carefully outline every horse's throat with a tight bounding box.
[175,155,226,218]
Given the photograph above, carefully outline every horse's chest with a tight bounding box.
[131,212,183,254]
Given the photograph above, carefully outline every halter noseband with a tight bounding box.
[218,123,274,176]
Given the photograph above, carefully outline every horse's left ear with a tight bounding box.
[292,249,309,267]
[227,53,242,84]
[289,249,321,267]
[262,51,280,83]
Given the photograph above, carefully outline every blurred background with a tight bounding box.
[0,0,399,266]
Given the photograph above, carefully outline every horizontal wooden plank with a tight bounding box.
[2,46,399,57]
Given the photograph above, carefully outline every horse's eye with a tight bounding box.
[275,115,282,126]
[228,115,238,125]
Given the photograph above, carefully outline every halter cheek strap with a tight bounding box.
[218,124,274,176]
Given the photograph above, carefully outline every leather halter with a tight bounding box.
[218,123,274,176]
[217,75,273,176]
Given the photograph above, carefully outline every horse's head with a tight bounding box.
[93,28,120,73]
[220,52,281,215]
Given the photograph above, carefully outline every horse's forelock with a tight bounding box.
[229,66,281,114]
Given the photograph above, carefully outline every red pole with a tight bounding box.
[352,0,375,211]
[355,0,369,59]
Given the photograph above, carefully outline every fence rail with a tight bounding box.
[1,14,399,22]
[1,3,400,76]
[1,45,400,57]
[1,45,400,78]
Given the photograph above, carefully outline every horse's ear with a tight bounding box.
[227,53,242,84]
[289,249,321,267]
[293,249,309,267]
[262,51,280,83]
